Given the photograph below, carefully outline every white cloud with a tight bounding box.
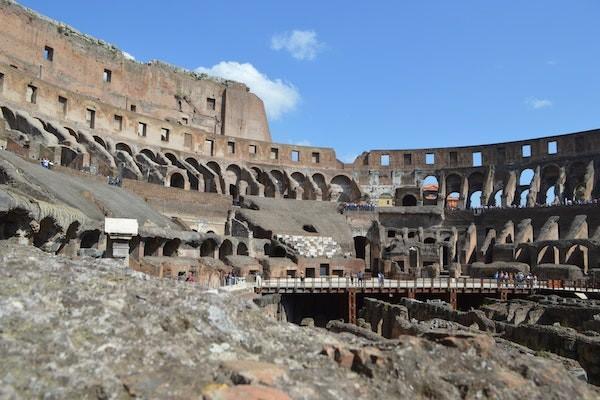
[525,97,553,109]
[195,61,300,120]
[271,30,324,60]
[122,51,135,61]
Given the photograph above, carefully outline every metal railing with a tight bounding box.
[256,276,600,292]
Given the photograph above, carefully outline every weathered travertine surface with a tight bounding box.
[1,242,599,399]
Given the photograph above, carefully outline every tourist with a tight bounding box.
[494,270,500,286]
[378,272,384,287]
[255,272,262,287]
[358,271,364,287]
[350,273,355,286]
[300,271,305,286]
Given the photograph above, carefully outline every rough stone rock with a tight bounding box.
[1,242,599,399]
[221,360,287,386]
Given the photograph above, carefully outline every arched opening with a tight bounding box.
[424,237,436,244]
[200,239,217,258]
[506,234,513,244]
[60,147,78,167]
[237,242,249,256]
[291,172,306,200]
[519,169,534,186]
[402,194,417,206]
[115,143,133,156]
[565,245,587,270]
[442,245,449,266]
[469,191,482,209]
[80,230,100,249]
[93,136,107,149]
[170,173,185,189]
[272,245,287,258]
[467,172,484,209]
[330,175,359,203]
[32,217,60,249]
[165,153,179,166]
[219,239,233,261]
[263,243,271,256]
[445,174,462,209]
[494,190,503,207]
[140,149,158,163]
[163,239,180,257]
[409,247,419,272]
[545,186,556,205]
[538,245,559,264]
[312,173,328,201]
[519,189,529,207]
[422,175,439,206]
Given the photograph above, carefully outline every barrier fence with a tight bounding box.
[257,276,600,292]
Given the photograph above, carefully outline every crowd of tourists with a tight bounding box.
[471,198,600,212]
[494,270,538,288]
[341,202,376,212]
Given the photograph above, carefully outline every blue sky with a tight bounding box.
[19,1,600,162]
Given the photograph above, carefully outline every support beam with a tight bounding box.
[348,289,356,325]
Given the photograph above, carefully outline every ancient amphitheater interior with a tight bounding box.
[1,1,600,398]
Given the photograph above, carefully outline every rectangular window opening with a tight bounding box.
[270,147,279,160]
[182,117,188,125]
[44,46,54,61]
[26,85,37,104]
[548,141,558,154]
[312,152,320,163]
[204,139,214,156]
[521,144,531,158]
[206,97,216,111]
[472,151,482,167]
[249,144,257,155]
[137,122,147,137]
[103,69,112,83]
[113,115,123,131]
[403,153,412,165]
[161,128,170,142]
[291,150,300,162]
[425,153,435,165]
[86,108,96,129]
[227,141,235,154]
[58,96,67,115]
[130,104,137,112]
[380,154,390,166]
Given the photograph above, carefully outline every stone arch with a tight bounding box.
[446,192,460,209]
[207,161,225,194]
[163,239,180,257]
[169,172,185,189]
[164,152,179,166]
[519,189,529,207]
[140,148,158,163]
[263,243,271,256]
[537,245,559,264]
[424,237,436,244]
[271,170,287,197]
[565,244,588,271]
[219,239,233,261]
[115,142,133,156]
[330,175,360,203]
[312,173,328,201]
[519,169,534,186]
[237,242,249,256]
[93,135,107,149]
[467,172,484,209]
[402,194,417,206]
[566,161,587,201]
[200,238,218,258]
[290,172,306,200]
[540,165,560,205]
[225,164,242,198]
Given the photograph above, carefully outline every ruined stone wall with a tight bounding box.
[0,0,270,142]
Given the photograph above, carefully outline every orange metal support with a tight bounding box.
[348,289,357,325]
[449,289,457,310]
